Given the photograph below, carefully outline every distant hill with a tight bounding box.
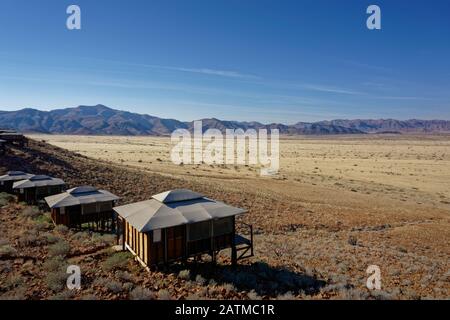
[1,105,449,135]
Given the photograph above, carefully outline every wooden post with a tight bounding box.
[116,217,120,245]
[231,216,237,267]
[250,224,254,256]
[210,220,216,265]
[122,219,126,251]
[183,225,188,264]
[164,228,168,265]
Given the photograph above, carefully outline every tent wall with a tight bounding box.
[51,201,116,230]
[121,216,235,267]
[124,220,151,265]
[0,181,14,193]
[16,185,65,204]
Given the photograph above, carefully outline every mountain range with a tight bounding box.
[1,105,450,135]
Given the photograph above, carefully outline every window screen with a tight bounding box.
[213,217,233,236]
[188,221,211,241]
[153,229,161,243]
[36,187,48,196]
[82,203,97,214]
[48,186,61,194]
[60,207,65,215]
[98,201,112,212]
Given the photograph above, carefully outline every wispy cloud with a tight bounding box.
[341,60,392,73]
[148,65,261,80]
[373,95,432,101]
[302,84,363,95]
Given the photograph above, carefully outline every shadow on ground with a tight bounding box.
[157,259,327,297]
[0,144,76,176]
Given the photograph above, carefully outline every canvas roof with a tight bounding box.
[13,175,65,189]
[152,189,204,203]
[45,186,120,208]
[0,171,34,182]
[114,189,246,232]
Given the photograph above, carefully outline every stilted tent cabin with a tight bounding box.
[45,186,120,230]
[114,189,253,268]
[0,171,34,193]
[13,175,66,205]
[0,131,28,147]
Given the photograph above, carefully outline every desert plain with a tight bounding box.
[1,133,448,300]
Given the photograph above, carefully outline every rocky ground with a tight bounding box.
[0,139,449,300]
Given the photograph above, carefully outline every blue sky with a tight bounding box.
[0,0,449,123]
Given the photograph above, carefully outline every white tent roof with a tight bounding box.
[45,186,120,208]
[13,175,65,189]
[152,189,204,203]
[0,171,34,182]
[114,189,246,232]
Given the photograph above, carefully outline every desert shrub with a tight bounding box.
[195,274,207,286]
[48,290,75,300]
[338,288,369,300]
[48,241,71,257]
[18,230,41,247]
[116,271,133,282]
[92,233,115,246]
[3,274,23,290]
[34,221,52,232]
[93,277,110,288]
[348,235,358,246]
[21,206,41,219]
[208,279,217,286]
[106,280,124,293]
[0,193,15,206]
[186,293,200,300]
[0,260,13,273]
[45,271,68,292]
[397,246,408,253]
[102,252,131,271]
[0,287,27,300]
[158,289,171,300]
[247,290,262,300]
[370,290,394,300]
[43,256,68,272]
[222,283,236,293]
[178,269,191,280]
[54,225,69,235]
[71,231,91,242]
[0,245,17,258]
[122,282,134,292]
[277,291,296,300]
[44,233,61,244]
[129,287,156,300]
[81,294,98,300]
[33,213,53,225]
[198,287,209,298]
